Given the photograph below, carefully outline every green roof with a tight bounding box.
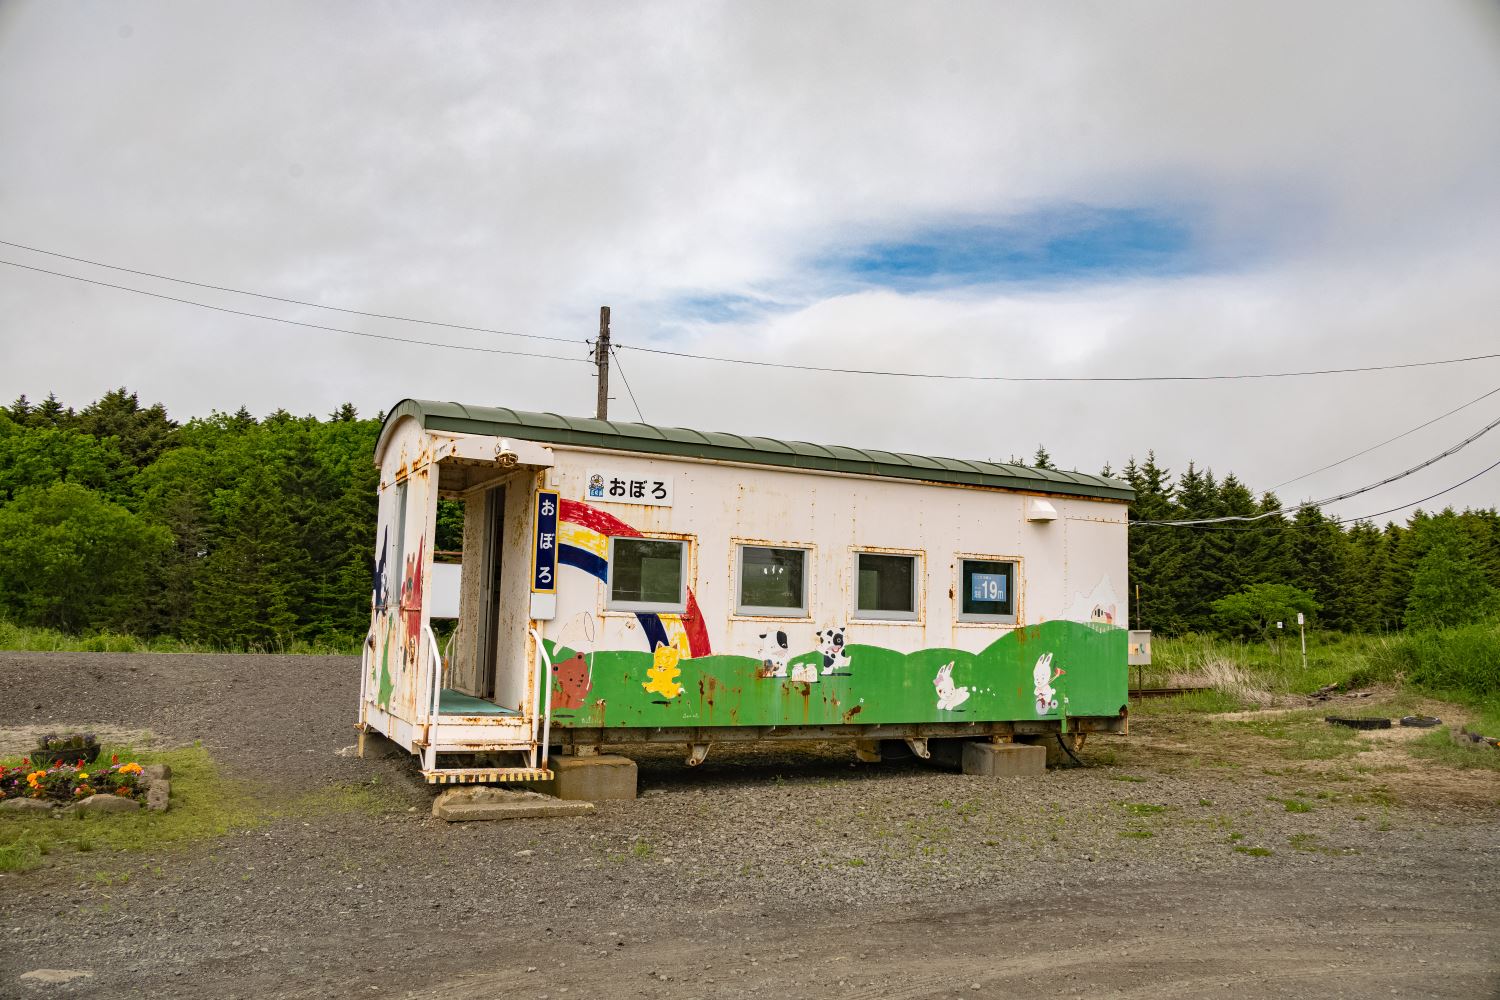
[378,399,1134,502]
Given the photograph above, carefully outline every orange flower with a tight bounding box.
[114,786,133,797]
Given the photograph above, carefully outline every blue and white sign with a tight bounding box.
[586,470,673,507]
[970,572,1007,604]
[531,490,559,593]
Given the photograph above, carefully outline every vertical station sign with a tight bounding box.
[532,490,559,593]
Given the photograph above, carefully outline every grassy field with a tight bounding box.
[1132,620,1500,766]
[0,620,361,655]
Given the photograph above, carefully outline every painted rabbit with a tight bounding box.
[934,661,970,711]
[1033,652,1065,715]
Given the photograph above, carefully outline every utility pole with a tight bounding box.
[594,306,611,420]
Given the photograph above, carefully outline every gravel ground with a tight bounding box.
[1,651,1496,999]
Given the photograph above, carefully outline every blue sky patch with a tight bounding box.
[823,205,1200,290]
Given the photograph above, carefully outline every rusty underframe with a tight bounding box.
[557,712,1127,755]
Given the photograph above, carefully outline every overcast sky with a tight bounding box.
[2,1,1498,520]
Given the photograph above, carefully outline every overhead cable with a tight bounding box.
[1268,385,1500,492]
[0,258,589,363]
[616,342,1500,383]
[1131,409,1500,526]
[609,346,647,423]
[0,238,578,344]
[1130,456,1500,530]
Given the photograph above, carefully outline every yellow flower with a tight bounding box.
[119,762,143,775]
[77,772,89,781]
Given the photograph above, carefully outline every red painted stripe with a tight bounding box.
[682,591,712,657]
[559,498,641,538]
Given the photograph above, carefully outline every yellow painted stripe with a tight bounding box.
[559,522,607,559]
[657,615,691,657]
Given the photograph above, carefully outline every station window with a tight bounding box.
[855,552,918,620]
[608,537,687,612]
[737,545,809,617]
[958,559,1017,624]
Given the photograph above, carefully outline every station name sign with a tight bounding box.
[586,470,673,507]
[531,490,559,593]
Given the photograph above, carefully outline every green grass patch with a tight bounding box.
[0,619,360,655]
[1131,688,1244,715]
[1408,729,1500,771]
[1233,845,1274,857]
[1235,713,1365,761]
[1269,797,1313,813]
[0,745,261,871]
[1118,802,1167,816]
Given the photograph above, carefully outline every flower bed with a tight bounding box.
[1,755,146,804]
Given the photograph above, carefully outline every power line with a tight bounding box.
[1132,408,1500,526]
[609,345,646,424]
[617,342,1500,383]
[0,258,590,363]
[10,238,1500,384]
[1131,455,1500,530]
[1329,456,1500,524]
[1268,385,1500,492]
[0,237,578,344]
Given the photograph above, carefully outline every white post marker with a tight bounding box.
[1298,611,1307,671]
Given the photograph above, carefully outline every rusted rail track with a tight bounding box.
[1129,686,1212,699]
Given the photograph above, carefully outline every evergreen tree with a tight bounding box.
[1288,505,1356,630]
[1031,445,1054,470]
[1403,518,1498,630]
[1124,452,1183,633]
[187,466,300,648]
[76,388,179,468]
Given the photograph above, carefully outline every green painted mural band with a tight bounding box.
[544,620,1126,729]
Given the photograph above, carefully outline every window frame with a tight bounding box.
[733,541,814,619]
[605,534,690,614]
[851,547,923,623]
[954,554,1021,625]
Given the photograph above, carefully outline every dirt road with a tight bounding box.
[1,652,1495,999]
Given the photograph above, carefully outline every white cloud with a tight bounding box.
[1,0,1497,516]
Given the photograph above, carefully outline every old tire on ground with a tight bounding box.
[1325,716,1392,730]
[1399,715,1441,728]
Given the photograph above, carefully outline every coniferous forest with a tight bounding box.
[1,389,1496,650]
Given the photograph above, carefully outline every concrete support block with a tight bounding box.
[534,754,638,801]
[962,741,1047,777]
[432,786,595,822]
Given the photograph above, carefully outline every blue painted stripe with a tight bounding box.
[637,614,671,653]
[559,544,607,580]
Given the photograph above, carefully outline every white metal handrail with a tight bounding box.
[424,621,443,727]
[529,627,554,770]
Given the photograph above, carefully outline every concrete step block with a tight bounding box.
[431,786,595,822]
[962,741,1047,777]
[533,754,638,801]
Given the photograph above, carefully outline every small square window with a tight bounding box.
[959,559,1016,623]
[856,553,918,620]
[737,545,808,617]
[608,537,686,612]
